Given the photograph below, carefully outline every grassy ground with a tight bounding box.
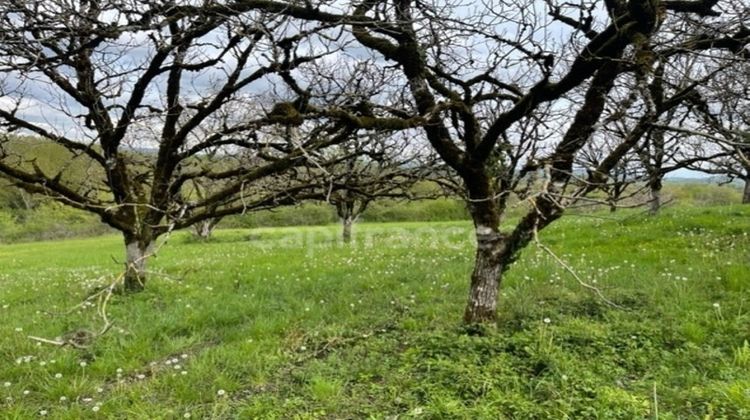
[0,205,749,419]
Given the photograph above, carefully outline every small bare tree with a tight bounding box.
[316,131,437,242]
[606,54,737,215]
[678,64,750,203]
[577,136,644,212]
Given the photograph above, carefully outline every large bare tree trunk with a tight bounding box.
[123,235,153,292]
[648,178,663,215]
[464,225,504,324]
[743,178,750,204]
[342,216,353,243]
[463,174,505,324]
[649,187,661,214]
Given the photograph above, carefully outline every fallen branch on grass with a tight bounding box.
[27,206,186,348]
[533,225,627,310]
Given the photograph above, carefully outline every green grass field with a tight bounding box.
[0,206,749,418]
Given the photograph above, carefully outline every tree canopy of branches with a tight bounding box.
[305,130,437,242]
[192,0,750,323]
[680,63,750,203]
[577,137,644,212]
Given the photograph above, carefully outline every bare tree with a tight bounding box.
[188,179,224,240]
[211,0,750,324]
[677,64,750,203]
[577,136,644,212]
[0,1,357,290]
[604,54,735,214]
[315,131,437,242]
